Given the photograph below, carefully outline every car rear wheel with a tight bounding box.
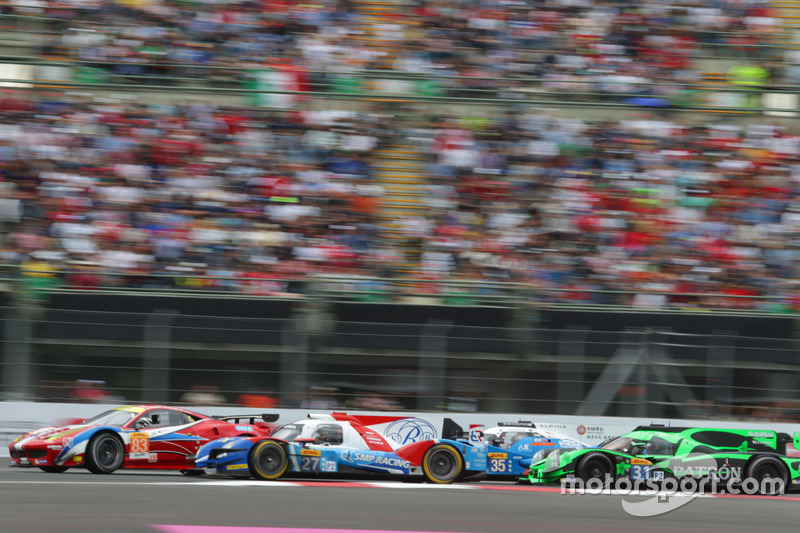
[746,457,787,495]
[249,440,288,480]
[86,433,125,474]
[422,444,463,484]
[577,453,614,485]
[39,465,68,473]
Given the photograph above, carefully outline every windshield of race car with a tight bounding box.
[486,431,535,449]
[271,423,303,441]
[82,409,139,427]
[600,437,635,453]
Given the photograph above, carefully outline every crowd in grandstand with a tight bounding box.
[1,93,799,311]
[0,0,797,313]
[0,0,788,100]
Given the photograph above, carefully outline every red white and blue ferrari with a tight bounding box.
[9,405,277,474]
[195,413,488,484]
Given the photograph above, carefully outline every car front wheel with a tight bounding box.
[249,440,289,480]
[86,433,124,474]
[577,453,613,486]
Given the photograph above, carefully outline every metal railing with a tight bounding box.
[2,266,798,314]
[1,296,799,421]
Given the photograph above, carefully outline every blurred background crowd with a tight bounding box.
[0,0,800,313]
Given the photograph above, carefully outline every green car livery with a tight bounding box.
[521,426,800,494]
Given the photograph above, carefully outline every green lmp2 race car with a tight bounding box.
[521,426,800,494]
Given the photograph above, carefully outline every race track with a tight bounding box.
[1,467,798,533]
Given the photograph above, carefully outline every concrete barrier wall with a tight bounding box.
[2,402,798,458]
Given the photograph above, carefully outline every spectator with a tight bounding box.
[181,384,226,406]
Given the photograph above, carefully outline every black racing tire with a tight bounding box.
[422,444,464,484]
[39,465,68,473]
[577,453,614,486]
[249,440,289,480]
[746,456,787,495]
[86,433,125,474]
[179,469,204,477]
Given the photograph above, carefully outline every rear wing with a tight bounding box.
[213,413,280,424]
[777,432,800,456]
[498,421,535,428]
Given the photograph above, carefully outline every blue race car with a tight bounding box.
[481,421,588,478]
[195,412,487,484]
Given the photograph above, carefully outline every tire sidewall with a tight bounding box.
[422,444,464,484]
[87,433,124,474]
[746,456,787,495]
[248,440,288,480]
[578,453,614,485]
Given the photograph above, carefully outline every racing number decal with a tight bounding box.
[300,457,319,471]
[630,464,651,480]
[130,432,150,459]
[489,457,508,473]
[299,456,337,472]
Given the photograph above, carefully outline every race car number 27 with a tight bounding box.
[130,432,150,459]
[300,457,337,473]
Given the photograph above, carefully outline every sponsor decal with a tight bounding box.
[469,425,484,444]
[630,458,652,466]
[300,449,321,457]
[349,452,410,468]
[130,432,150,459]
[576,425,586,435]
[488,452,508,459]
[235,426,253,432]
[35,459,47,465]
[47,445,63,450]
[384,418,436,446]
[73,455,83,463]
[148,453,158,463]
[227,464,249,470]
[747,431,773,438]
[63,437,73,447]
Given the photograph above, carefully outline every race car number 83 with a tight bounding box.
[130,433,149,454]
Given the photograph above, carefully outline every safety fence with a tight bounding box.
[1,276,799,422]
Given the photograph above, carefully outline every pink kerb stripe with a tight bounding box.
[152,524,476,533]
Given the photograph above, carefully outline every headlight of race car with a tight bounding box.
[531,450,547,463]
[545,450,560,471]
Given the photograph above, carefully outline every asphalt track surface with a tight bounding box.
[1,467,799,533]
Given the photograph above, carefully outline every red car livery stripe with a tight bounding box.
[330,413,408,427]
[394,440,438,465]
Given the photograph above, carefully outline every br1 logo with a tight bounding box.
[469,425,484,444]
[385,418,436,445]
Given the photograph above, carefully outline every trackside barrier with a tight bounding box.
[3,402,800,459]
